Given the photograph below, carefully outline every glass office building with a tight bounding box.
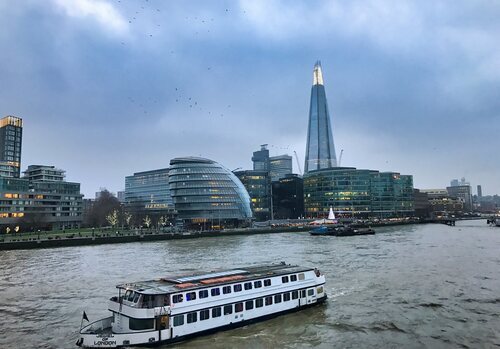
[124,168,174,223]
[269,155,292,182]
[169,157,252,228]
[0,115,23,178]
[304,62,337,173]
[234,170,271,221]
[304,167,414,218]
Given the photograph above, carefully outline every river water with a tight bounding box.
[0,220,499,348]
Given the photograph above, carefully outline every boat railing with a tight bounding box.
[80,316,113,334]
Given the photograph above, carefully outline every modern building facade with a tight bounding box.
[234,170,271,221]
[0,165,83,232]
[269,155,292,182]
[446,185,473,212]
[252,144,270,172]
[169,157,252,228]
[421,189,464,215]
[303,167,414,218]
[304,62,337,173]
[272,174,304,219]
[124,168,174,225]
[0,115,23,178]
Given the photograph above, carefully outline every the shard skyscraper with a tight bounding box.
[304,61,337,173]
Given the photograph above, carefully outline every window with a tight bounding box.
[317,286,323,294]
[172,294,183,303]
[256,298,264,308]
[234,284,242,292]
[298,273,305,281]
[173,315,184,327]
[211,288,220,297]
[200,309,209,321]
[129,318,154,330]
[282,276,289,283]
[223,286,231,294]
[290,275,297,282]
[187,312,197,323]
[244,282,253,290]
[308,289,314,296]
[292,291,298,299]
[235,303,243,312]
[224,305,233,315]
[254,280,262,288]
[265,296,273,306]
[274,294,282,303]
[186,292,196,301]
[133,293,140,303]
[264,279,271,287]
[245,300,254,310]
[301,290,306,298]
[199,290,209,299]
[284,293,291,302]
[212,307,222,317]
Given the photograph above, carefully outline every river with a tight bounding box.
[0,220,499,348]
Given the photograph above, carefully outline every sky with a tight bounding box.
[1,0,499,198]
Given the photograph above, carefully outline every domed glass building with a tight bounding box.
[169,157,252,228]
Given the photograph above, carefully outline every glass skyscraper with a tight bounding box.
[304,62,337,173]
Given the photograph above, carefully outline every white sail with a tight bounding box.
[328,207,335,220]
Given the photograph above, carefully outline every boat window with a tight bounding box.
[212,307,222,318]
[298,273,305,281]
[223,305,232,315]
[282,276,289,283]
[124,290,132,300]
[244,282,252,290]
[133,293,140,303]
[211,288,220,297]
[129,317,154,331]
[200,309,209,321]
[127,291,135,302]
[308,289,314,296]
[265,296,273,306]
[290,275,297,282]
[256,298,264,308]
[254,280,262,288]
[186,292,196,301]
[199,290,209,299]
[172,294,183,303]
[292,291,298,299]
[317,286,323,294]
[284,293,291,302]
[233,284,242,292]
[274,294,282,303]
[235,303,243,313]
[264,279,271,287]
[301,290,306,298]
[245,300,254,310]
[173,315,184,327]
[223,286,231,294]
[187,312,197,323]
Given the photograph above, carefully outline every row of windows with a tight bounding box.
[172,274,306,304]
[173,290,309,327]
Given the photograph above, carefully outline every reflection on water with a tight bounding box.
[0,221,499,348]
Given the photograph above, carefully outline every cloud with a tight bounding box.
[52,0,128,36]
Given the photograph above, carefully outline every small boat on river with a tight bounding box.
[76,263,326,348]
[310,225,375,237]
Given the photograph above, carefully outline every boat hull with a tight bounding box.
[78,295,327,348]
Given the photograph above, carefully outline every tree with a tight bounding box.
[123,212,132,227]
[86,190,122,227]
[106,209,119,227]
[158,216,166,228]
[143,215,151,229]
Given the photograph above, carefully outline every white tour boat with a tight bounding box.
[76,262,326,348]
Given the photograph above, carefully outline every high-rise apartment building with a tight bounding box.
[0,115,23,178]
[304,62,337,173]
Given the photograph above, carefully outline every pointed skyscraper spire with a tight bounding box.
[304,61,337,173]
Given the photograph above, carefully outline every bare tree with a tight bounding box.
[106,209,119,227]
[143,215,152,229]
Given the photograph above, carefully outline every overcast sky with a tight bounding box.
[1,0,499,197]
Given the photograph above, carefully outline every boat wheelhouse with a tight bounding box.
[77,263,326,348]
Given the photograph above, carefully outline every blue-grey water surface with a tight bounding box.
[0,220,499,348]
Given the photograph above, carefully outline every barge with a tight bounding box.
[76,263,326,348]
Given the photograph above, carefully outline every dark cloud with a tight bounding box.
[1,1,499,196]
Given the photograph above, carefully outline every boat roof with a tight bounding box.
[117,263,313,295]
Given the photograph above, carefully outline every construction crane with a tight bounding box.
[338,149,344,167]
[294,151,303,175]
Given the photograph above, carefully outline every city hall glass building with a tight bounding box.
[169,157,252,228]
[304,62,337,173]
[304,167,414,218]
